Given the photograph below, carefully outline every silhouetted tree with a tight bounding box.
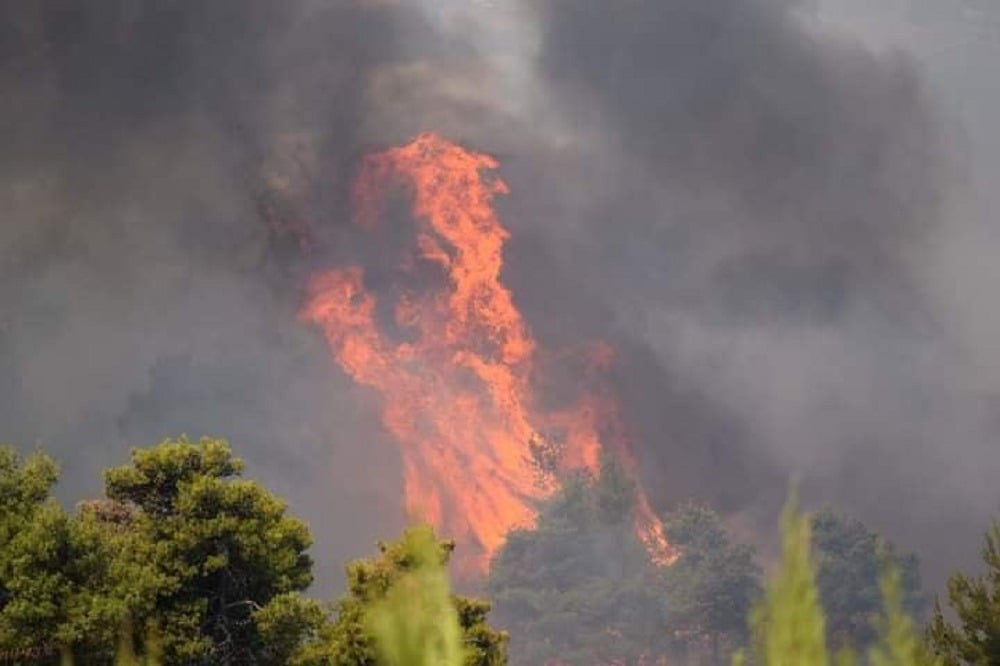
[811,509,927,651]
[661,502,762,665]
[488,456,666,666]
[928,520,1000,665]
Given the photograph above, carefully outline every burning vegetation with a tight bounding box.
[301,133,670,574]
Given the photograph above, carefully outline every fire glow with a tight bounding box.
[300,133,672,574]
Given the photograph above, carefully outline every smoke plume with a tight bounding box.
[1,0,997,593]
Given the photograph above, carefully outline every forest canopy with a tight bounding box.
[0,437,996,665]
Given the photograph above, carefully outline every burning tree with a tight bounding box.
[300,133,670,576]
[487,456,668,666]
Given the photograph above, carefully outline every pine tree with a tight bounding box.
[929,521,1000,665]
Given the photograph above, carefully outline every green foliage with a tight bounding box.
[738,495,940,666]
[51,620,166,666]
[488,457,665,666]
[745,494,830,666]
[0,446,58,525]
[367,527,464,666]
[252,592,327,664]
[104,437,243,517]
[0,446,119,656]
[0,437,320,664]
[928,520,1000,665]
[662,501,762,662]
[100,435,317,664]
[295,525,507,666]
[868,560,941,666]
[112,618,164,666]
[0,495,70,646]
[812,509,927,650]
[0,437,969,666]
[453,596,508,666]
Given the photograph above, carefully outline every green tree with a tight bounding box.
[869,559,941,666]
[0,446,65,649]
[928,520,1000,665]
[737,495,938,666]
[743,494,831,666]
[0,446,125,660]
[812,509,927,650]
[366,527,464,666]
[487,457,665,666]
[662,502,762,664]
[100,436,319,665]
[294,525,506,666]
[252,592,327,665]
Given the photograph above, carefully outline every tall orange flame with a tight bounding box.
[300,133,671,574]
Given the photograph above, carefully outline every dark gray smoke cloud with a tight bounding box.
[0,0,472,594]
[488,0,996,585]
[1,0,997,596]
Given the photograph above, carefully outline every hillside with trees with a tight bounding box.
[1,436,998,665]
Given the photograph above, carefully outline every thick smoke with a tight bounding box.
[0,0,472,593]
[493,0,994,584]
[1,0,997,594]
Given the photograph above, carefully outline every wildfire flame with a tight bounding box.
[300,133,672,574]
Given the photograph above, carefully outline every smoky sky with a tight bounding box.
[1,0,998,595]
[501,0,996,584]
[0,0,460,594]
